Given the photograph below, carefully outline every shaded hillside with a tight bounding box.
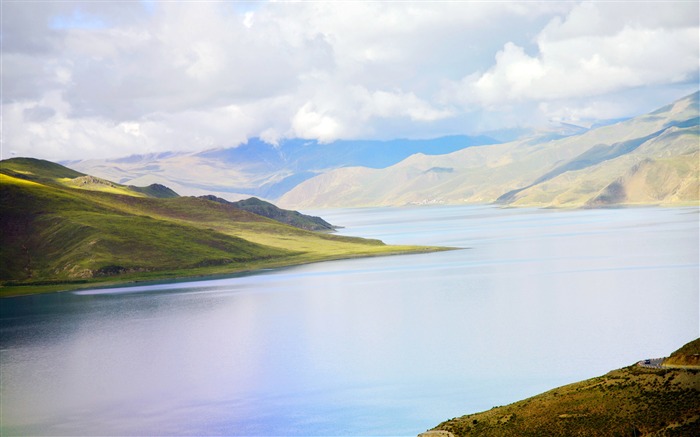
[65,135,497,201]
[428,338,700,437]
[278,92,699,208]
[200,195,337,231]
[0,170,292,284]
[0,158,444,295]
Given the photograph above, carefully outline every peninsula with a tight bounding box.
[0,158,446,296]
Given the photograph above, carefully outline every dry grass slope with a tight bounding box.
[431,339,700,437]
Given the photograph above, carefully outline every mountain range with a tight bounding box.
[58,92,700,209]
[66,135,497,201]
[279,92,699,208]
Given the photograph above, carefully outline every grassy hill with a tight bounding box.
[426,339,700,437]
[199,195,337,231]
[4,157,178,198]
[0,158,443,296]
[278,92,699,208]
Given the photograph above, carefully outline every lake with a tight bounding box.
[1,205,698,436]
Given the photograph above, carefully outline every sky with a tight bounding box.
[1,0,698,161]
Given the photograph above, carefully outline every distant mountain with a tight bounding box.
[198,134,498,170]
[65,135,497,201]
[278,92,699,208]
[0,158,440,294]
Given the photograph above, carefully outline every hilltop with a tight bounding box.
[426,338,700,437]
[0,158,444,296]
[665,338,700,368]
[199,195,337,232]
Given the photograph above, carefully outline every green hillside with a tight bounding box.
[200,195,337,231]
[427,339,700,437]
[0,158,443,296]
[3,157,177,198]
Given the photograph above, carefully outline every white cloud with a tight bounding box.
[1,1,698,161]
[291,102,343,143]
[360,89,453,122]
[243,11,255,29]
[445,1,699,111]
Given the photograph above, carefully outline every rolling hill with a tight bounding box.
[0,158,442,295]
[278,92,699,208]
[425,338,700,437]
[200,195,337,231]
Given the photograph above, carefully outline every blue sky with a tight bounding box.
[2,1,698,160]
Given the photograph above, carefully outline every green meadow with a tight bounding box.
[1,158,446,296]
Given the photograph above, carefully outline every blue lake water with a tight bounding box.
[1,205,698,435]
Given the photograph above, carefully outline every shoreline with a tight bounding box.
[0,245,455,298]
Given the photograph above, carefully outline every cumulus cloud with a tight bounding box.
[292,102,343,143]
[444,1,699,115]
[1,1,698,161]
[361,90,453,122]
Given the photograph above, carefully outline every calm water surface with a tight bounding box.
[1,205,698,435]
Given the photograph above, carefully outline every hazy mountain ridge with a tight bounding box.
[62,93,698,209]
[66,135,497,201]
[278,92,699,208]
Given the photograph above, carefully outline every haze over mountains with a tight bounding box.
[66,92,699,209]
[67,135,496,201]
[279,92,699,208]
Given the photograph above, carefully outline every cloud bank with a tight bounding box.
[2,1,698,160]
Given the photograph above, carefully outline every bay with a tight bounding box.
[1,205,698,435]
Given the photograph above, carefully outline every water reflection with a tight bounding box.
[1,206,698,435]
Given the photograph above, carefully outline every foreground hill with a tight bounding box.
[0,158,442,296]
[279,92,699,208]
[426,338,700,437]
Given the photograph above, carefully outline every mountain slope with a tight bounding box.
[427,338,700,437]
[200,195,337,231]
[664,338,700,368]
[0,158,442,295]
[4,157,179,198]
[278,92,699,208]
[65,135,497,201]
[1,173,287,283]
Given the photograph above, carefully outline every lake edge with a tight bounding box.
[0,244,453,298]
